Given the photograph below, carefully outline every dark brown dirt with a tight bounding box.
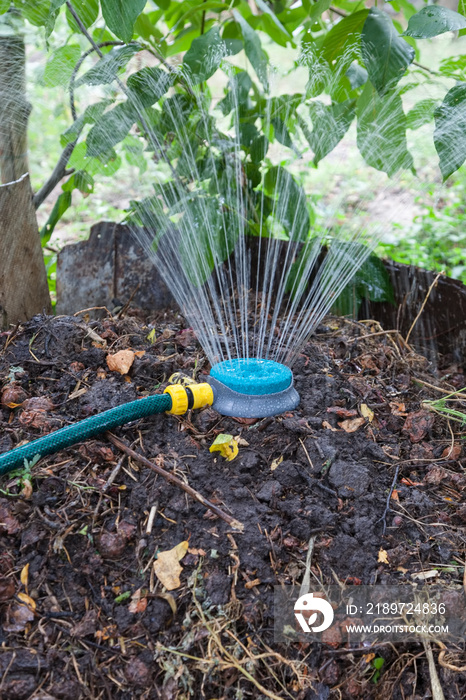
[0,311,465,699]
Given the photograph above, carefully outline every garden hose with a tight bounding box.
[0,383,214,478]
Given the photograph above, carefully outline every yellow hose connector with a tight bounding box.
[190,382,214,410]
[164,382,214,414]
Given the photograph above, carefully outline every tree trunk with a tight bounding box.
[0,32,51,328]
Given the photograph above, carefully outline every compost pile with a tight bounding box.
[0,311,465,700]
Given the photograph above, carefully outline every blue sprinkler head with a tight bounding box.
[207,358,300,418]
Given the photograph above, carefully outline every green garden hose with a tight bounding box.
[0,393,173,477]
[0,382,215,478]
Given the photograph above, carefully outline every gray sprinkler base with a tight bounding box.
[207,375,300,418]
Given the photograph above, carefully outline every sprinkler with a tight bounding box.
[208,358,300,418]
[0,361,299,477]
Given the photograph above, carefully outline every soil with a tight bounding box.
[0,311,465,700]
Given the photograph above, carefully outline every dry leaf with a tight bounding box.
[17,592,36,610]
[327,406,358,419]
[322,421,338,432]
[157,591,177,616]
[360,404,374,422]
[389,401,407,416]
[20,563,29,589]
[378,549,389,564]
[402,410,435,443]
[270,455,283,471]
[441,443,462,460]
[209,434,238,462]
[128,588,148,614]
[153,541,189,590]
[21,478,33,500]
[188,547,206,556]
[234,436,249,447]
[411,570,439,581]
[391,489,399,501]
[339,417,365,433]
[106,350,135,375]
[3,599,35,632]
[245,578,261,589]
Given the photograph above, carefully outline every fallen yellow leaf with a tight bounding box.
[209,434,238,461]
[360,404,374,422]
[146,329,156,344]
[339,417,365,433]
[17,592,36,610]
[20,563,29,589]
[106,349,135,375]
[270,455,283,471]
[378,549,389,564]
[153,541,189,591]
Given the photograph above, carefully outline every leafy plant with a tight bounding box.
[377,177,466,285]
[2,0,466,308]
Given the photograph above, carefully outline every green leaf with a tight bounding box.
[255,0,293,47]
[434,84,466,181]
[69,142,122,176]
[361,7,414,96]
[134,12,163,41]
[183,26,225,83]
[332,248,394,316]
[177,197,239,286]
[307,100,355,164]
[404,5,466,39]
[406,98,438,130]
[44,45,81,88]
[127,67,172,107]
[308,0,332,23]
[356,82,413,176]
[153,0,170,8]
[321,10,369,68]
[66,0,99,31]
[13,0,49,26]
[60,99,114,146]
[233,10,269,91]
[86,102,136,157]
[75,45,141,88]
[40,191,72,243]
[263,166,310,241]
[439,54,466,80]
[218,71,252,116]
[44,0,66,37]
[0,1,10,14]
[62,170,94,194]
[122,135,147,174]
[101,0,146,43]
[271,117,294,148]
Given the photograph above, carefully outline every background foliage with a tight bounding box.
[2,0,466,294]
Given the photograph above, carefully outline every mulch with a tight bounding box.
[0,310,465,700]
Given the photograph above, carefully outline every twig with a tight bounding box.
[405,271,443,345]
[102,454,126,492]
[412,378,458,395]
[422,638,445,700]
[106,432,244,531]
[299,535,316,598]
[146,502,158,534]
[33,141,76,209]
[377,464,400,535]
